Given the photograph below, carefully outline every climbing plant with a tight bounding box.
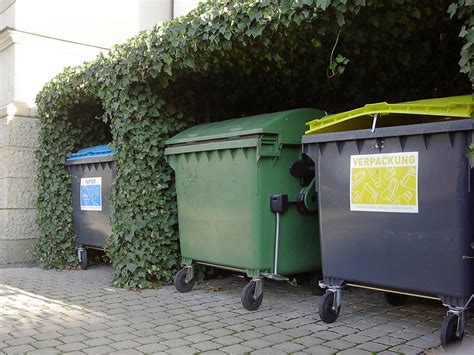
[449,0,474,91]
[35,0,472,288]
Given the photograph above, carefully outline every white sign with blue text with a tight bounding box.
[80,177,102,211]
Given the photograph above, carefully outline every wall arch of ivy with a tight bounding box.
[35,0,473,288]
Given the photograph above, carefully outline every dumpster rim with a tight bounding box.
[302,119,474,144]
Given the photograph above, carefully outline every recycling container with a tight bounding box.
[302,96,474,348]
[65,145,115,270]
[165,109,326,310]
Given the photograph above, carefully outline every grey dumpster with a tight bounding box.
[65,145,115,269]
[302,96,474,349]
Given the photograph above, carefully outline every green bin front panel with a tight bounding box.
[168,142,320,276]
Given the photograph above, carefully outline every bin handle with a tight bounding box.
[371,113,379,133]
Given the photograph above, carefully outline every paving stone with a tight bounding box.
[32,332,62,341]
[406,336,440,348]
[160,338,191,348]
[83,345,116,354]
[293,335,325,347]
[134,335,163,345]
[194,341,222,351]
[235,331,262,341]
[214,335,242,346]
[107,332,137,341]
[3,344,36,353]
[271,341,306,352]
[109,339,141,350]
[241,339,274,350]
[136,343,169,352]
[206,328,235,338]
[220,344,254,354]
[332,326,358,336]
[324,339,356,350]
[26,348,61,355]
[356,341,390,352]
[389,344,424,354]
[83,337,114,347]
[180,326,208,335]
[184,333,213,343]
[60,334,89,343]
[249,349,287,355]
[31,339,63,349]
[313,330,342,341]
[374,335,407,346]
[337,348,372,355]
[56,341,88,352]
[5,336,36,346]
[358,327,391,339]
[109,350,142,355]
[303,345,336,354]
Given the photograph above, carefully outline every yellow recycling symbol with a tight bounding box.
[350,153,418,211]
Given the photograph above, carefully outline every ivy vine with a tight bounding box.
[35,0,473,288]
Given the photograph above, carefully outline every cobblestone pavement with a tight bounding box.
[0,265,472,354]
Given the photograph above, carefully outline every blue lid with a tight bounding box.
[66,144,114,161]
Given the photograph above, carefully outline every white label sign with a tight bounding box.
[80,177,102,211]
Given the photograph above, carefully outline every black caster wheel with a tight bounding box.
[441,313,464,349]
[319,291,340,324]
[241,282,263,311]
[243,275,252,283]
[384,292,408,307]
[78,250,87,270]
[174,267,195,293]
[309,273,325,296]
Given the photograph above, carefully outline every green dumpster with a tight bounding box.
[165,109,326,310]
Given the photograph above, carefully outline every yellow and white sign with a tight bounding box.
[350,152,418,213]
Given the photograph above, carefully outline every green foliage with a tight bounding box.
[449,0,474,92]
[35,0,471,287]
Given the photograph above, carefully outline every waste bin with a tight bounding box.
[302,96,474,348]
[65,145,115,270]
[165,109,326,310]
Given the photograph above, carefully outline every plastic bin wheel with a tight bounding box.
[174,268,195,293]
[441,313,464,349]
[241,282,263,311]
[78,249,87,270]
[319,292,341,324]
[309,273,325,296]
[384,292,408,307]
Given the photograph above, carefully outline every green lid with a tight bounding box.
[166,108,326,146]
[305,95,474,135]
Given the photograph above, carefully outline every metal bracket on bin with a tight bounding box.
[319,281,344,310]
[185,265,194,284]
[253,278,263,299]
[444,294,474,337]
[371,113,379,133]
[77,247,86,262]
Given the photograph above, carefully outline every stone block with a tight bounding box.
[0,177,36,208]
[0,146,37,178]
[0,115,39,148]
[0,238,36,263]
[0,209,38,241]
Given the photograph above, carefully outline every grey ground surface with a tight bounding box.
[0,265,472,354]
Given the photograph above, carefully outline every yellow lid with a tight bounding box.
[305,95,474,135]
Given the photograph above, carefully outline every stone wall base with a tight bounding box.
[0,239,36,264]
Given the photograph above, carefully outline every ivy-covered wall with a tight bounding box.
[35,0,473,288]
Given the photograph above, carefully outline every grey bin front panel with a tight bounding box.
[302,120,474,303]
[66,160,115,249]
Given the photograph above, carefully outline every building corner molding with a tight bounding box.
[0,27,14,51]
[0,102,38,119]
